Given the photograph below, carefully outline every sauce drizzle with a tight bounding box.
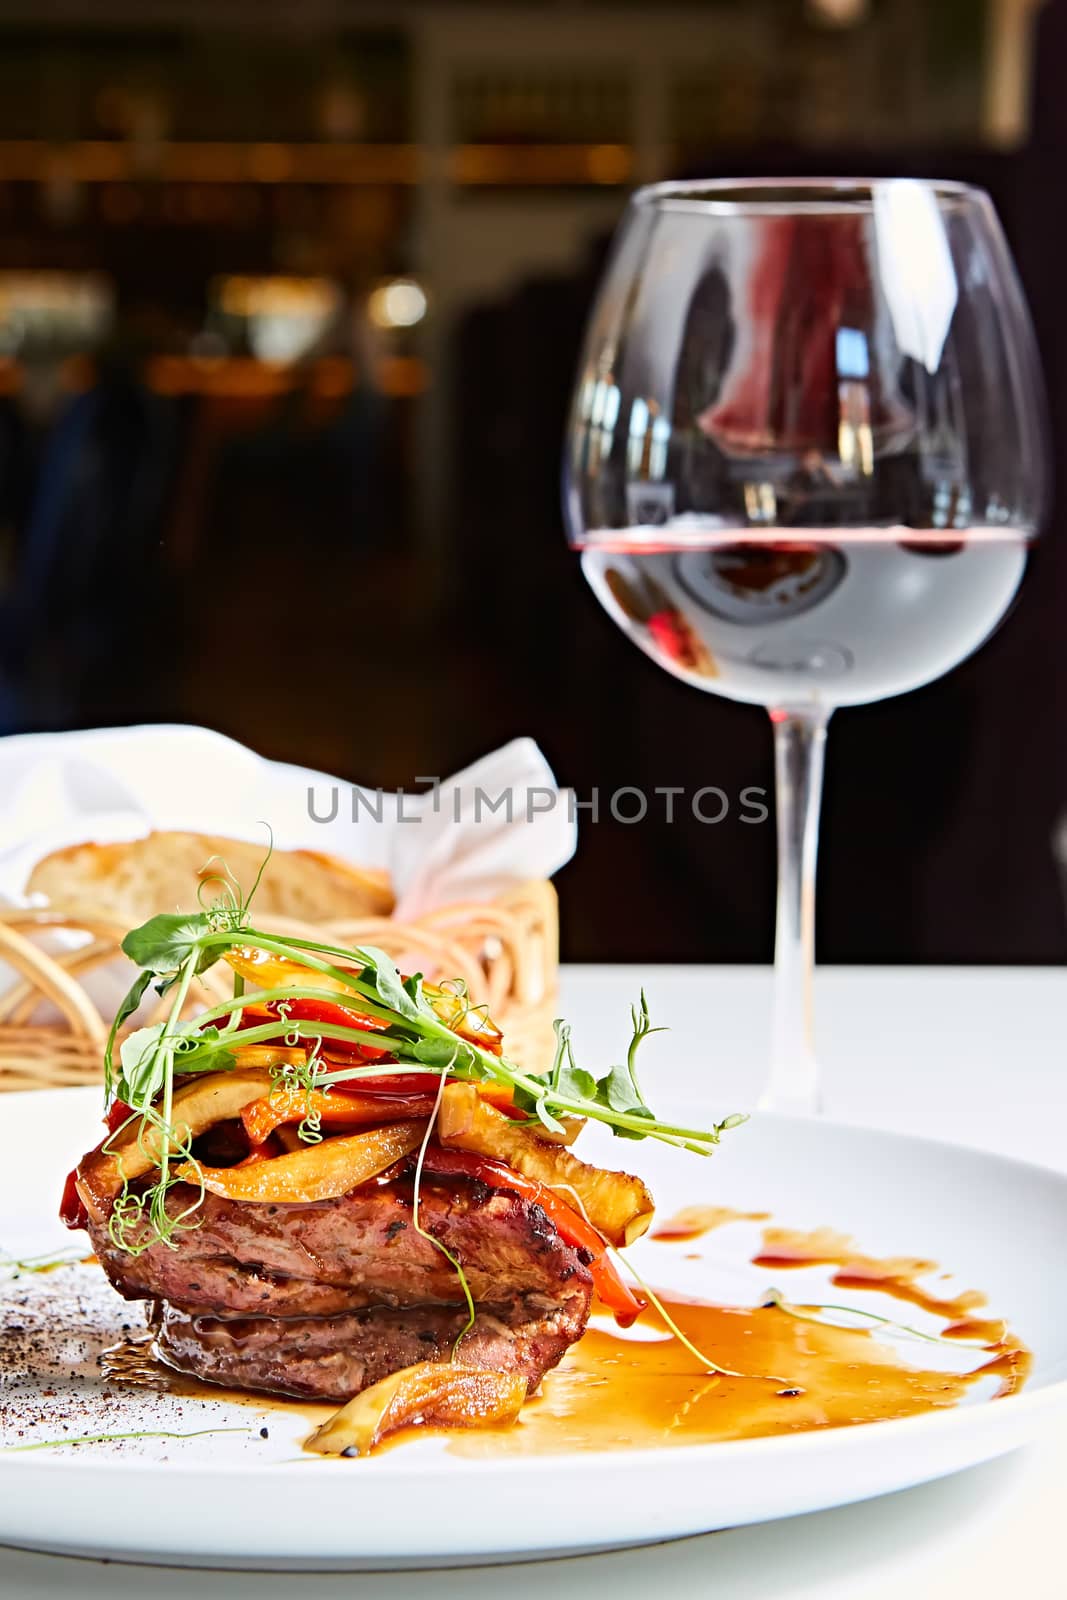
[753,1226,989,1320]
[652,1205,771,1242]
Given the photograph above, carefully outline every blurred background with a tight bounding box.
[0,0,1063,965]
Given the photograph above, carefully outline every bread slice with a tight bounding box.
[26,832,394,930]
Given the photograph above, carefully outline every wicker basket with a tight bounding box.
[0,881,559,1094]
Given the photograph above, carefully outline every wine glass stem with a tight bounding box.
[760,706,831,1116]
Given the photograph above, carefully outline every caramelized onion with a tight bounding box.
[175,1120,426,1204]
[306,1362,528,1456]
[76,1069,276,1221]
[437,1083,654,1246]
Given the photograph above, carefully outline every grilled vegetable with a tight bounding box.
[175,1120,426,1204]
[333,1073,543,1123]
[239,1075,565,1150]
[241,1086,437,1147]
[83,900,740,1268]
[77,1069,275,1220]
[223,948,503,1056]
[228,1045,308,1072]
[306,1362,527,1456]
[437,1082,654,1246]
[224,947,366,1000]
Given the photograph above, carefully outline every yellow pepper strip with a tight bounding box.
[224,947,358,998]
[223,947,504,1055]
[229,1045,307,1071]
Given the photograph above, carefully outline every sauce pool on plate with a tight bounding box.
[447,1293,1028,1458]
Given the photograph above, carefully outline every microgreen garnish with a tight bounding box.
[270,1052,325,1144]
[0,1247,85,1275]
[411,1066,476,1358]
[762,1286,972,1346]
[614,1251,790,1384]
[98,845,742,1255]
[2,1426,253,1453]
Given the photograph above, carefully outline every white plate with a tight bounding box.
[1,1087,1065,1570]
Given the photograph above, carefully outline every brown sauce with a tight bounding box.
[943,1317,1009,1345]
[754,1226,988,1321]
[100,1331,171,1389]
[652,1205,771,1242]
[448,1295,1028,1458]
[99,1328,337,1425]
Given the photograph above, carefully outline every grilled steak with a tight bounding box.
[87,1168,594,1401]
[153,1299,582,1403]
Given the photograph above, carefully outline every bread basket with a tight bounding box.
[0,881,559,1094]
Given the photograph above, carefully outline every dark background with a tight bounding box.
[0,0,1063,965]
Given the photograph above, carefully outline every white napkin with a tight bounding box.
[0,724,576,918]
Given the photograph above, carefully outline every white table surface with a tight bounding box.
[3,963,1064,1599]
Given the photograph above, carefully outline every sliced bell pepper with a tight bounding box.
[224,953,396,1059]
[60,1167,88,1231]
[331,1069,443,1096]
[330,1071,523,1117]
[224,948,505,1059]
[267,997,395,1062]
[228,1044,308,1071]
[273,995,504,1064]
[424,985,504,1057]
[419,1145,646,1327]
[105,1098,135,1136]
[241,1086,437,1148]
[225,948,364,998]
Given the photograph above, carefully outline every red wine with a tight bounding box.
[580,528,1027,709]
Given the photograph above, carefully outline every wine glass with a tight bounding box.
[563,179,1048,1115]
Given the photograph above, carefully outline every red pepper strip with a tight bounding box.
[332,1072,522,1117]
[268,995,502,1066]
[268,998,394,1062]
[61,1098,135,1228]
[60,1168,88,1231]
[331,1070,439,1096]
[233,1134,284,1167]
[419,1146,645,1327]
[105,1098,134,1135]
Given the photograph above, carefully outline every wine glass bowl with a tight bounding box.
[563,178,1049,1112]
[566,180,1045,545]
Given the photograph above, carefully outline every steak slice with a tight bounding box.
[87,1168,593,1400]
[154,1299,584,1403]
